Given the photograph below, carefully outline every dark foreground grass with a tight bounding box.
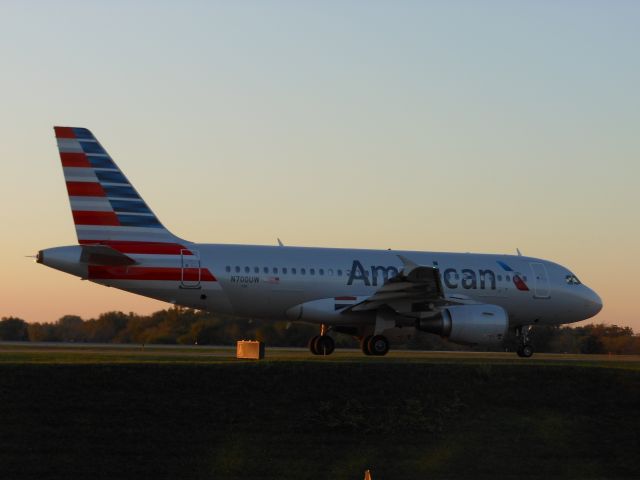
[0,348,639,479]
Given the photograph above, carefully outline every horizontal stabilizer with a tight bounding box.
[80,245,137,266]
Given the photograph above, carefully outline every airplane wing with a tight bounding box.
[345,255,447,313]
[79,245,137,266]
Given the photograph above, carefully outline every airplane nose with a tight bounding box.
[583,288,603,318]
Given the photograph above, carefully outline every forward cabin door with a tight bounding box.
[181,249,201,288]
[529,262,550,299]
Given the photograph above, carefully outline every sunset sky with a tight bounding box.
[0,1,638,329]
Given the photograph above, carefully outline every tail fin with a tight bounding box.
[54,126,182,250]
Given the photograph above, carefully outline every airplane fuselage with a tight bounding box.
[41,243,602,329]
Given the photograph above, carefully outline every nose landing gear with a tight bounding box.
[516,326,534,358]
[308,324,335,356]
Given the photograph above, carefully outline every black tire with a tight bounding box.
[308,335,321,355]
[516,344,534,358]
[368,335,390,356]
[361,335,373,355]
[316,335,335,356]
[521,344,534,358]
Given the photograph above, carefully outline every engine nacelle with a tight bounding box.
[285,297,370,325]
[416,304,508,346]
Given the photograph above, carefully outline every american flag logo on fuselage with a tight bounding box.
[334,296,357,310]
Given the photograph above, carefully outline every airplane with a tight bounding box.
[37,127,603,357]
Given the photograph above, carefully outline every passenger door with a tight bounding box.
[181,249,201,288]
[529,262,550,299]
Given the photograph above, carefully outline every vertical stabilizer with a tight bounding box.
[54,126,184,252]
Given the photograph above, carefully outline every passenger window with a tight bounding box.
[235,266,240,273]
[245,266,250,273]
[310,268,315,275]
[319,269,324,275]
[506,275,511,281]
[273,267,278,274]
[497,275,502,281]
[292,268,297,274]
[263,267,269,274]
[254,266,259,273]
[225,266,230,273]
[328,269,334,276]
[283,267,288,274]
[337,269,343,276]
[301,268,306,275]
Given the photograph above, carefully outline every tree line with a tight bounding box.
[0,309,638,354]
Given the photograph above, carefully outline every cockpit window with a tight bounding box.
[565,274,581,285]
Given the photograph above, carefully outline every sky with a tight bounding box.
[0,1,638,329]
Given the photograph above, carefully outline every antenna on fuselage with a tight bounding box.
[277,238,284,247]
[516,248,522,256]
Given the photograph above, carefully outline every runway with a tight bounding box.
[1,341,639,368]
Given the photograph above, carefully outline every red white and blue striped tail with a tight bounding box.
[55,126,182,251]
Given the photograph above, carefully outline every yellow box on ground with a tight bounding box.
[236,341,265,360]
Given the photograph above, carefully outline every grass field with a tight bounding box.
[1,343,639,480]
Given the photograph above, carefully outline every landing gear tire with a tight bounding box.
[316,335,335,356]
[309,335,334,356]
[517,344,534,358]
[368,335,390,356]
[515,326,534,358]
[309,335,320,355]
[361,335,373,356]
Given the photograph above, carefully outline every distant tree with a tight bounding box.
[549,328,580,353]
[56,315,85,342]
[84,311,130,343]
[5,307,639,354]
[580,334,605,354]
[0,317,29,341]
[27,322,60,342]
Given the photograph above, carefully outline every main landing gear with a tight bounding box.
[308,326,391,357]
[309,324,335,356]
[361,335,390,356]
[516,326,534,358]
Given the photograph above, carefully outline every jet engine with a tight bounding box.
[285,297,370,324]
[416,304,508,346]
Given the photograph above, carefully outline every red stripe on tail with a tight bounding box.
[54,127,76,138]
[66,182,106,197]
[73,211,120,226]
[60,152,90,168]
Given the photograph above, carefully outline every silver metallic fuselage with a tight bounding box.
[50,243,602,328]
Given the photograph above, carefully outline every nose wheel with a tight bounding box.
[309,324,335,356]
[517,344,534,358]
[309,335,335,355]
[516,326,534,358]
